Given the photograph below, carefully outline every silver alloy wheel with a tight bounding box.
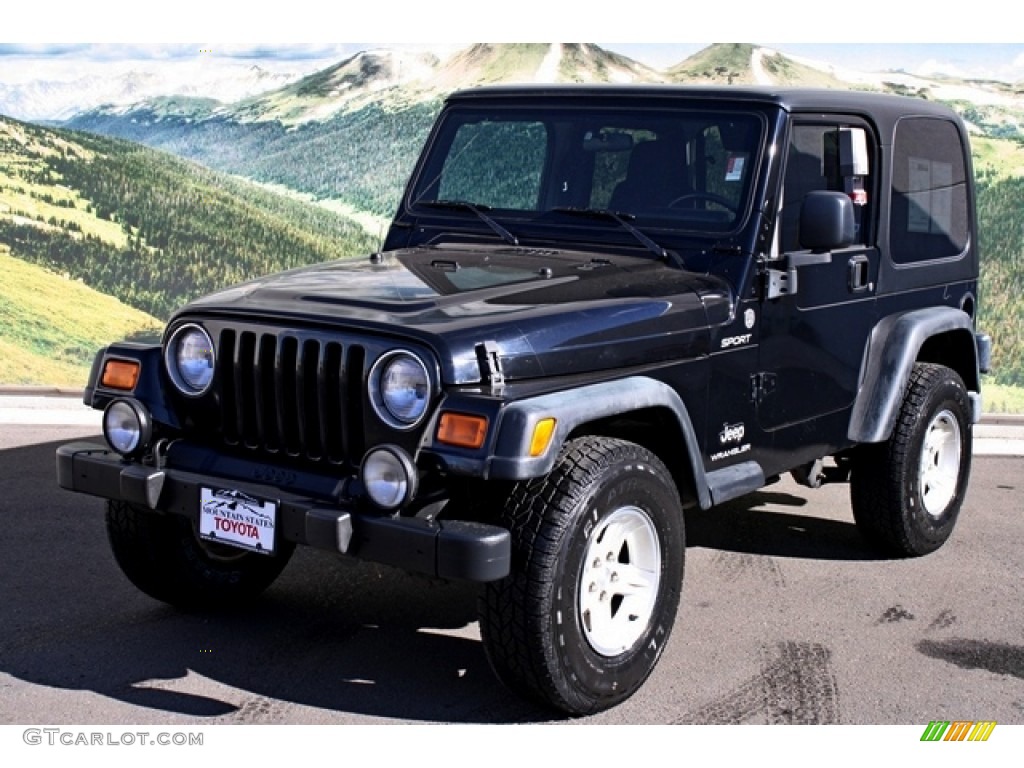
[919,408,962,519]
[578,505,661,657]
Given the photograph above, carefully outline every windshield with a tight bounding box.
[409,103,765,234]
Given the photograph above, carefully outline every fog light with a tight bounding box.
[360,446,418,510]
[103,399,152,457]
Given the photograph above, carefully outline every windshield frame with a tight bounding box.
[404,98,770,243]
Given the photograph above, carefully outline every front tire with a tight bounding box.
[850,363,972,556]
[478,437,685,715]
[106,500,294,610]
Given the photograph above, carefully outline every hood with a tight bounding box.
[180,244,735,384]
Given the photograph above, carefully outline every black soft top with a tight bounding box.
[444,84,964,141]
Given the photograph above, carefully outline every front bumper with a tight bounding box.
[56,441,510,582]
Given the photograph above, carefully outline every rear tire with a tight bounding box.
[850,363,972,556]
[478,437,684,715]
[106,500,294,610]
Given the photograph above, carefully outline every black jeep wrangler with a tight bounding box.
[57,86,990,715]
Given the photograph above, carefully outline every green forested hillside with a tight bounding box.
[0,115,379,321]
[976,169,1024,386]
[68,101,442,218]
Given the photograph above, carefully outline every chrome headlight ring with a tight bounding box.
[164,323,216,397]
[369,350,432,430]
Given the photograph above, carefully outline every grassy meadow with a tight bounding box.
[0,246,161,386]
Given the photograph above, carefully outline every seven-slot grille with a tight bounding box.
[216,328,365,464]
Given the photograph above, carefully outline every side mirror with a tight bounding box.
[800,191,855,252]
[768,191,856,300]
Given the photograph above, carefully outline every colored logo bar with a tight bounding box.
[921,721,997,742]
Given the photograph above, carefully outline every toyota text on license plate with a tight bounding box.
[199,487,277,555]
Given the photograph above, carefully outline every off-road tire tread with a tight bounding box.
[106,500,293,610]
[850,362,971,557]
[478,436,679,714]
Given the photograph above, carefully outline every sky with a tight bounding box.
[1,1,1022,111]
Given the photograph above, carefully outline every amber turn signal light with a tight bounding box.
[529,417,557,457]
[100,359,141,391]
[437,412,488,449]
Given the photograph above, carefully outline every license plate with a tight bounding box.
[199,487,277,555]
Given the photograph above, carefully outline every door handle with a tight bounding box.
[848,255,871,292]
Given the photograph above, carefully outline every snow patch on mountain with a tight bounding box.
[0,60,308,121]
[536,44,562,82]
[781,51,1019,106]
[751,48,774,85]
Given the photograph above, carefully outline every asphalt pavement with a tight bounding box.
[0,395,1021,732]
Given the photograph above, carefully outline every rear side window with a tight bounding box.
[889,117,970,263]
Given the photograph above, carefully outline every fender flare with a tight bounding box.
[487,376,712,509]
[848,307,979,444]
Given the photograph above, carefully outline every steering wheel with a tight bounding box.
[667,192,738,214]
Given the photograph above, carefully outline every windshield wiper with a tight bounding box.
[551,207,684,269]
[417,199,519,246]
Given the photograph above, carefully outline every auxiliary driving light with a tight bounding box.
[102,398,153,457]
[360,445,418,510]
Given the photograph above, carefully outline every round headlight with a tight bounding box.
[103,399,152,456]
[361,446,418,510]
[166,324,215,396]
[371,352,431,428]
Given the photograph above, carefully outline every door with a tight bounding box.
[757,119,879,433]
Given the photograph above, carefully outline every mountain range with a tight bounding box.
[45,43,1024,128]
[2,43,1023,390]
[4,43,1023,126]
[0,63,302,123]
[53,43,1024,226]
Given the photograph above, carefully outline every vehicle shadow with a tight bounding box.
[1,436,880,726]
[685,484,885,562]
[0,436,555,725]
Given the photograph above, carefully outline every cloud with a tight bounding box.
[208,44,364,61]
[0,43,366,63]
[0,43,95,57]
